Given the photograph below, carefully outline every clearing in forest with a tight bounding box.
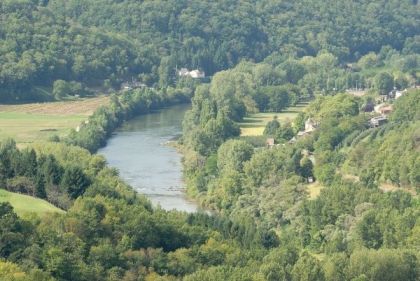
[380,183,417,196]
[0,96,109,144]
[239,104,307,136]
[0,189,64,217]
[307,182,324,199]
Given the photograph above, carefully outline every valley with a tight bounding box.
[0,1,418,280]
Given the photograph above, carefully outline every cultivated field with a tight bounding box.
[0,96,109,144]
[239,104,306,136]
[0,189,64,217]
[0,96,109,115]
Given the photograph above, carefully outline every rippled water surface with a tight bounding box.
[98,104,197,212]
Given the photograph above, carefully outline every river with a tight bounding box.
[98,104,198,212]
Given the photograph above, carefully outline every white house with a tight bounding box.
[189,69,205,78]
[178,68,205,79]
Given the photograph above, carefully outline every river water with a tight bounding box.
[98,104,198,212]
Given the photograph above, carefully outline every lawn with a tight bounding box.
[239,104,307,136]
[0,96,109,144]
[0,189,64,217]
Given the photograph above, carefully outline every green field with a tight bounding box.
[239,104,307,136]
[0,96,109,144]
[0,112,86,144]
[0,189,64,217]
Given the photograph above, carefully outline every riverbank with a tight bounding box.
[98,104,200,212]
[65,87,193,153]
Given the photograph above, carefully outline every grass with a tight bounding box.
[307,182,324,199]
[239,104,307,136]
[0,96,109,144]
[0,189,64,217]
[380,183,417,196]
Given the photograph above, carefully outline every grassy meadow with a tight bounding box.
[0,96,109,144]
[0,189,64,217]
[239,104,307,136]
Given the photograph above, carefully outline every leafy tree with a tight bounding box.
[0,203,32,259]
[374,72,394,95]
[52,80,72,100]
[264,117,280,136]
[291,252,325,281]
[217,140,254,173]
[299,157,313,179]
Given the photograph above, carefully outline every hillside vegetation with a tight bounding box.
[0,189,63,216]
[1,0,418,101]
[180,56,420,279]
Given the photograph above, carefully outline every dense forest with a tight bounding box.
[1,0,419,101]
[1,0,419,280]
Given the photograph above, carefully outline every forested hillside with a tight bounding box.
[50,0,419,65]
[0,0,151,102]
[180,65,419,279]
[1,0,419,101]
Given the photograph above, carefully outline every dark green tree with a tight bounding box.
[61,166,91,199]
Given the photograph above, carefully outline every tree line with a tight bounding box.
[65,86,194,152]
